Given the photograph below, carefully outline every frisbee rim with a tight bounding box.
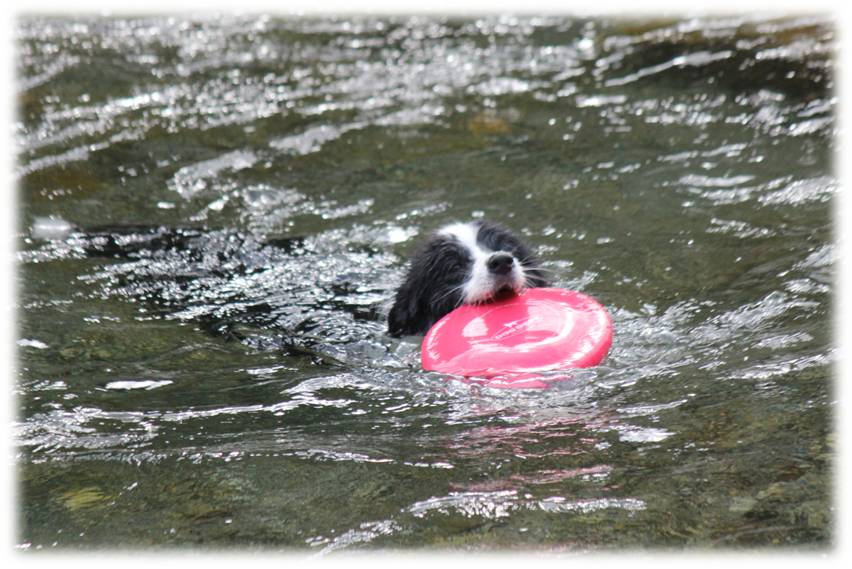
[420,287,612,383]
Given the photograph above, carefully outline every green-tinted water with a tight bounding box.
[16,14,834,551]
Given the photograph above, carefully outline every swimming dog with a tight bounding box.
[387,220,548,336]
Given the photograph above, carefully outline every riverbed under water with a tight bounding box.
[15,14,835,551]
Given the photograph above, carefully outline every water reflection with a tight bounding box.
[16,13,833,549]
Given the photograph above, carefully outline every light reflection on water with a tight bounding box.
[16,14,833,550]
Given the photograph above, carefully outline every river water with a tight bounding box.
[15,14,834,550]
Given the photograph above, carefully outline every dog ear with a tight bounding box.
[387,240,435,337]
[387,288,421,337]
[387,304,406,337]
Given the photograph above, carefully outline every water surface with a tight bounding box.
[16,14,834,550]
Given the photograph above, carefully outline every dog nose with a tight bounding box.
[487,252,514,275]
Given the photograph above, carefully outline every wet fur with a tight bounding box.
[387,221,548,336]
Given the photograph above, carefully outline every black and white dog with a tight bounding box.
[387,220,549,336]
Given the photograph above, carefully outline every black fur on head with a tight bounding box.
[387,220,548,337]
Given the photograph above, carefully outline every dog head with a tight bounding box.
[387,220,548,337]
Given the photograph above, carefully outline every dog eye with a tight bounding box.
[444,255,466,271]
[439,248,470,274]
[499,240,526,260]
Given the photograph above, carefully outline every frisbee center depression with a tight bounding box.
[462,300,572,347]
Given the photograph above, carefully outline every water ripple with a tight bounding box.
[16,14,834,549]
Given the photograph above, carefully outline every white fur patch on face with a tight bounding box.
[438,222,527,304]
[439,222,485,257]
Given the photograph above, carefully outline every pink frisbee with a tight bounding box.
[421,288,612,389]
